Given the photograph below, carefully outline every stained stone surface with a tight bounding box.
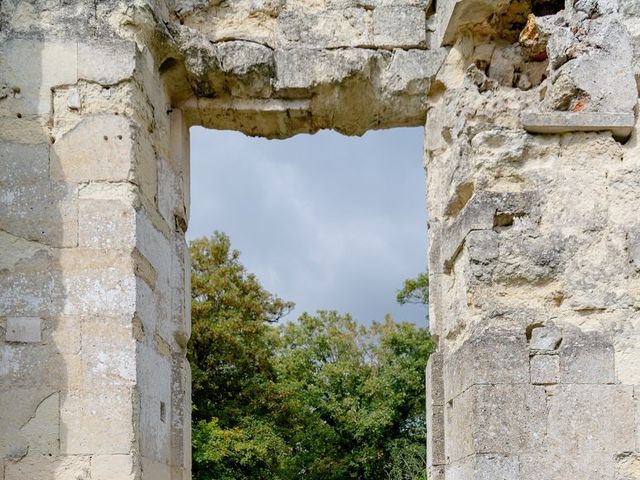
[1,0,640,479]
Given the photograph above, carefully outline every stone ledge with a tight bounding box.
[523,112,636,140]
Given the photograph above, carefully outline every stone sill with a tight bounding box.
[523,112,636,141]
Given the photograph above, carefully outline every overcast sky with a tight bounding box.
[187,126,428,326]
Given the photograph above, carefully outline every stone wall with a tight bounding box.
[1,0,639,479]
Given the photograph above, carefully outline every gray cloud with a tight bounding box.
[187,126,428,326]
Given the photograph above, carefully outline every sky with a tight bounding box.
[187,126,428,326]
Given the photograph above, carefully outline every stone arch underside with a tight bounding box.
[1,0,640,479]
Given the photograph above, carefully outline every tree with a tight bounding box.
[396,272,429,306]
[273,312,434,480]
[188,233,434,480]
[188,232,294,479]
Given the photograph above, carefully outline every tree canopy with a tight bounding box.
[188,233,434,480]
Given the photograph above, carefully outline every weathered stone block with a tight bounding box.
[446,453,520,479]
[79,319,136,388]
[140,458,171,480]
[444,328,529,401]
[446,384,546,462]
[547,385,635,457]
[381,48,447,94]
[78,183,137,249]
[616,453,640,480]
[530,354,559,385]
[559,330,615,384]
[91,454,136,480]
[427,404,445,467]
[275,48,377,91]
[0,142,49,183]
[58,250,136,317]
[5,455,91,480]
[137,342,172,463]
[278,8,372,48]
[0,40,78,115]
[50,115,135,182]
[19,392,59,454]
[426,352,444,405]
[0,180,79,248]
[60,387,135,455]
[5,317,41,343]
[372,7,426,48]
[78,41,138,85]
[528,323,562,351]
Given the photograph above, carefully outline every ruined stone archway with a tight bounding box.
[1,0,640,479]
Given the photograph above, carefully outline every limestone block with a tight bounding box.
[445,384,546,462]
[443,328,529,401]
[0,142,48,184]
[519,450,613,480]
[278,8,372,48]
[5,455,91,480]
[79,319,137,388]
[19,392,59,454]
[5,317,42,343]
[616,453,640,480]
[50,115,135,183]
[0,387,59,458]
[528,323,562,351]
[372,7,426,48]
[170,356,192,469]
[0,179,78,248]
[275,48,377,91]
[559,330,615,384]
[613,316,640,385]
[213,40,274,96]
[91,454,136,480]
[0,231,48,273]
[58,249,136,317]
[0,115,50,144]
[546,385,635,457]
[49,316,82,356]
[427,405,445,466]
[137,342,172,463]
[60,387,135,454]
[426,352,444,405]
[0,40,78,115]
[169,109,190,224]
[136,277,159,337]
[140,458,171,480]
[381,48,447,94]
[78,41,138,86]
[78,183,137,249]
[428,465,444,480]
[136,208,173,297]
[157,155,184,231]
[0,253,65,318]
[447,453,520,479]
[530,354,559,385]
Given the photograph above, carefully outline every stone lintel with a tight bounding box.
[523,112,636,140]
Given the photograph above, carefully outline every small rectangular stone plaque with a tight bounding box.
[5,316,42,343]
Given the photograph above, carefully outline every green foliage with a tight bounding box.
[188,233,434,480]
[396,272,429,306]
[273,312,434,480]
